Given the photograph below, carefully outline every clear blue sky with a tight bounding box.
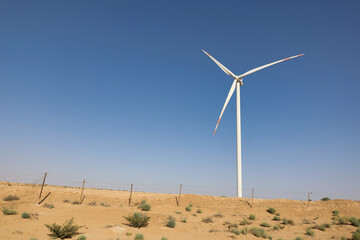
[1,1,359,200]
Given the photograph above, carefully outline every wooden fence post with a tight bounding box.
[175,184,182,206]
[128,184,133,206]
[38,172,47,203]
[252,188,254,207]
[79,179,85,203]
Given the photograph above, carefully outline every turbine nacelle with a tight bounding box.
[236,78,243,86]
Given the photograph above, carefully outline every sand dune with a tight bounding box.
[1,181,359,240]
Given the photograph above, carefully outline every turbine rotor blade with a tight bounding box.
[202,49,236,78]
[214,79,237,135]
[238,54,304,79]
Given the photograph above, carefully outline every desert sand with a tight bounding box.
[1,181,359,240]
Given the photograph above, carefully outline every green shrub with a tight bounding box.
[126,232,132,236]
[87,201,96,206]
[188,203,193,207]
[352,232,360,240]
[240,228,248,235]
[134,234,144,240]
[77,235,87,240]
[273,225,280,230]
[315,225,326,231]
[240,219,251,225]
[337,217,349,225]
[267,208,276,214]
[275,213,280,216]
[249,214,256,220]
[175,211,181,214]
[45,218,84,239]
[321,197,330,201]
[2,208,17,215]
[323,223,331,228]
[288,219,294,225]
[341,237,347,240]
[202,217,213,223]
[43,203,54,209]
[3,195,20,201]
[124,212,150,228]
[349,217,360,227]
[231,228,240,235]
[332,210,339,216]
[21,212,31,219]
[250,228,267,238]
[138,203,151,211]
[273,216,281,221]
[213,213,223,218]
[282,218,294,225]
[161,238,168,240]
[357,227,360,233]
[72,201,80,205]
[185,206,191,212]
[260,222,271,227]
[306,228,315,236]
[63,199,70,203]
[294,238,304,240]
[180,218,187,223]
[167,219,175,228]
[197,209,202,214]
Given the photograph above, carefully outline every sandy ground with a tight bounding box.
[0,181,359,240]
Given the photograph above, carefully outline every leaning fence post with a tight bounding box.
[252,188,254,207]
[128,184,133,206]
[38,172,47,203]
[175,184,182,206]
[79,179,85,203]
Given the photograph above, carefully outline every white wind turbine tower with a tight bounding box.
[203,50,304,198]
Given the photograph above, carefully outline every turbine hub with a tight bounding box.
[237,78,243,86]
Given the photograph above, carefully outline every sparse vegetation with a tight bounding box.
[273,216,281,221]
[43,203,54,209]
[313,224,326,231]
[349,217,360,227]
[72,200,80,205]
[185,206,191,212]
[197,209,202,214]
[138,200,151,211]
[3,195,20,201]
[77,235,87,240]
[353,232,360,240]
[267,207,276,214]
[294,237,304,240]
[213,213,223,218]
[45,217,84,239]
[126,232,132,236]
[167,217,176,228]
[282,218,294,225]
[175,211,181,214]
[134,233,144,240]
[21,212,31,219]
[180,218,187,223]
[161,238,168,240]
[202,217,213,223]
[306,228,315,236]
[240,218,251,226]
[63,199,70,203]
[273,225,280,230]
[250,227,267,238]
[124,212,150,228]
[337,217,349,225]
[2,208,17,215]
[321,197,330,201]
[231,228,240,235]
[332,210,339,216]
[100,202,110,207]
[260,222,271,227]
[87,201,96,206]
[249,214,256,220]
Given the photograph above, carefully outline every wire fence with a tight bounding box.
[1,172,358,201]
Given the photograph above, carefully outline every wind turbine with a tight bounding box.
[202,50,304,198]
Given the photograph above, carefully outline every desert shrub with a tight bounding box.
[161,238,168,240]
[249,214,256,220]
[240,219,251,226]
[321,197,330,201]
[231,228,240,235]
[167,218,176,228]
[332,210,339,216]
[337,217,349,225]
[273,225,280,230]
[288,219,294,225]
[282,218,294,225]
[352,232,360,240]
[126,232,132,236]
[189,203,193,207]
[138,202,151,211]
[87,201,96,206]
[124,212,150,228]
[260,222,271,227]
[72,201,80,205]
[341,237,347,240]
[323,223,331,228]
[197,209,202,214]
[202,217,213,223]
[267,207,276,214]
[3,195,20,201]
[175,211,181,214]
[181,218,187,223]
[349,217,360,227]
[100,202,110,207]
[306,228,315,236]
[213,213,223,218]
[273,216,281,221]
[357,227,360,233]
[45,218,84,239]
[63,199,70,203]
[2,208,17,215]
[275,213,280,216]
[77,235,87,240]
[294,238,304,240]
[250,228,267,238]
[134,234,144,240]
[21,212,31,219]
[314,225,326,231]
[185,206,191,212]
[43,203,54,209]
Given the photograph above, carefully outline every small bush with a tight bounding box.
[357,227,360,233]
[353,232,360,240]
[231,228,240,235]
[87,201,96,206]
[2,208,17,215]
[332,210,339,216]
[124,212,150,228]
[323,223,331,228]
[249,214,256,220]
[175,211,181,214]
[337,217,349,225]
[273,216,281,221]
[213,213,223,218]
[45,218,84,239]
[282,218,294,225]
[260,222,271,227]
[138,203,151,211]
[77,235,87,240]
[315,225,326,231]
[240,219,251,226]
[275,213,280,216]
[181,218,187,223]
[167,219,175,228]
[100,202,110,207]
[72,201,80,205]
[3,195,20,201]
[250,228,267,238]
[126,232,132,236]
[321,197,330,201]
[161,238,168,240]
[306,228,315,236]
[134,234,144,240]
[202,217,213,223]
[349,217,360,227]
[273,225,280,230]
[295,238,304,240]
[288,219,294,225]
[21,212,31,219]
[240,228,248,235]
[189,203,193,207]
[267,208,276,214]
[63,199,70,203]
[185,206,191,212]
[43,203,54,209]
[197,209,202,214]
